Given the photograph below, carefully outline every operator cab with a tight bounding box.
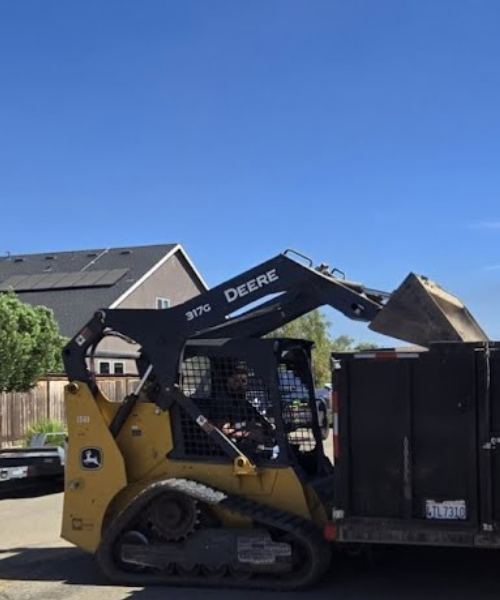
[168,338,331,480]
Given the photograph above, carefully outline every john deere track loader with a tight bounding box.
[61,250,486,589]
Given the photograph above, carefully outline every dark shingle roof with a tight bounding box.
[0,244,177,337]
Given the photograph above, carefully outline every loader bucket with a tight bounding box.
[369,273,489,347]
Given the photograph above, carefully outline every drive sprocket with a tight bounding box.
[146,491,199,541]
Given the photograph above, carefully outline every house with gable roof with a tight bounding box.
[0,243,208,375]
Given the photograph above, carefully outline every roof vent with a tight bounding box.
[43,265,52,273]
[45,255,56,260]
[120,249,132,255]
[87,252,98,258]
[13,257,25,263]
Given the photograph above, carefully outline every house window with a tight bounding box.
[99,362,111,375]
[98,361,125,375]
[156,297,171,309]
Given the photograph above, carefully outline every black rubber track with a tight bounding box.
[95,480,332,590]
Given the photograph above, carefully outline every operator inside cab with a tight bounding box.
[211,362,278,457]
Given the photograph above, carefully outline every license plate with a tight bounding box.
[426,500,467,520]
[0,466,29,482]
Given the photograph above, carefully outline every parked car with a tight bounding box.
[0,432,66,492]
[315,383,333,426]
[279,370,330,440]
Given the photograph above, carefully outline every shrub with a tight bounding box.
[24,418,66,447]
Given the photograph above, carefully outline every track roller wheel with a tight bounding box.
[201,564,228,580]
[228,563,253,582]
[176,563,202,577]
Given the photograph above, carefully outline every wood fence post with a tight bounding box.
[46,377,51,420]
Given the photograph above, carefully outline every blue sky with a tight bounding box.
[1,1,500,344]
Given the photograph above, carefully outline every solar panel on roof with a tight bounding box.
[31,272,70,290]
[0,269,130,292]
[0,274,32,292]
[51,272,88,289]
[9,273,47,291]
[94,268,128,286]
[76,271,110,287]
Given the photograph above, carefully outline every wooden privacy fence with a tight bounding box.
[0,374,139,447]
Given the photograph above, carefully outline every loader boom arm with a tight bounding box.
[63,250,389,407]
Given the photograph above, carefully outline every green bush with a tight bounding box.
[24,418,66,448]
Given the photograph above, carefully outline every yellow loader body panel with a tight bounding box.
[62,383,325,553]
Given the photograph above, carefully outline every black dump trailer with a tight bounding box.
[330,342,500,548]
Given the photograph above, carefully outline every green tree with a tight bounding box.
[354,341,379,351]
[0,291,66,392]
[331,334,355,352]
[267,311,334,386]
[330,335,380,352]
[331,335,380,352]
[268,312,378,385]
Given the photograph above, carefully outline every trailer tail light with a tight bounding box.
[323,521,337,541]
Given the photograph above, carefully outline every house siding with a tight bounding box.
[94,252,206,374]
[92,337,139,375]
[118,252,205,309]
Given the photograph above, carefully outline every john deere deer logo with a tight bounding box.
[80,448,102,470]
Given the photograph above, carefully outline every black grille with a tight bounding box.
[179,355,279,461]
[278,362,317,454]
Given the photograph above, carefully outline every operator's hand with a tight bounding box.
[245,422,266,444]
[221,422,250,440]
[221,422,265,443]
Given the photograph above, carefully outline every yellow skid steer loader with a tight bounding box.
[61,250,486,589]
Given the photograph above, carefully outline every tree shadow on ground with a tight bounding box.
[1,544,500,600]
[0,546,107,586]
[127,545,500,600]
[0,478,63,500]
